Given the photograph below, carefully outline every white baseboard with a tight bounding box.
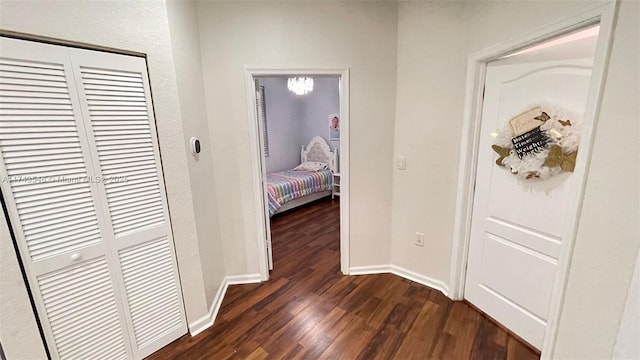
[348,264,450,298]
[188,278,229,336]
[348,264,392,275]
[187,273,263,336]
[389,265,449,297]
[226,273,263,285]
[188,267,449,336]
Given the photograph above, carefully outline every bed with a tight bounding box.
[267,136,338,216]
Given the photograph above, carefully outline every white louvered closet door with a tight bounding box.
[0,38,133,359]
[0,37,187,360]
[68,48,187,359]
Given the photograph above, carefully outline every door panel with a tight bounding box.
[255,84,273,270]
[38,257,128,360]
[465,53,594,348]
[69,47,187,358]
[77,65,166,237]
[480,233,557,320]
[118,237,185,350]
[485,217,561,258]
[0,56,103,263]
[484,68,592,239]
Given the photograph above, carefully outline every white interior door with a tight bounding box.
[464,39,596,348]
[255,83,273,270]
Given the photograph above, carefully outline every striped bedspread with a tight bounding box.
[266,169,332,216]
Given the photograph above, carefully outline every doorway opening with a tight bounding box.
[450,2,616,358]
[244,68,350,280]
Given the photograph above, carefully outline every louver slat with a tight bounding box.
[38,257,127,360]
[80,67,165,237]
[119,238,183,349]
[0,58,102,261]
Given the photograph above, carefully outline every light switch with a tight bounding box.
[398,156,406,170]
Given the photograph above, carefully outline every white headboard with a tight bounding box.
[300,136,338,173]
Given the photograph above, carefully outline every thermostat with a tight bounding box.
[190,137,201,155]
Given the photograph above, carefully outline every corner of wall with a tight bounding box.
[389,0,466,292]
[0,218,47,359]
[348,264,450,298]
[165,0,227,309]
[187,273,263,336]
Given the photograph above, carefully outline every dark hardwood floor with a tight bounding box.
[148,198,539,360]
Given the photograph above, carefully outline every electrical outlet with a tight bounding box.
[415,232,425,247]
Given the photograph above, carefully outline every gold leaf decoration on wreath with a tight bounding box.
[558,119,572,126]
[543,145,577,172]
[534,112,551,122]
[491,145,511,166]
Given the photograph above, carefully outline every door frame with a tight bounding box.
[448,1,617,357]
[243,67,351,279]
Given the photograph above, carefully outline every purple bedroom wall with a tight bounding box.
[259,77,303,173]
[260,76,340,173]
[299,77,340,151]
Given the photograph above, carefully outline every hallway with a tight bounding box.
[149,198,539,359]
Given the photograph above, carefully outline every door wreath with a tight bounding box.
[491,106,580,181]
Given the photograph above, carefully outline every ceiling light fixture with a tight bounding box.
[287,77,314,95]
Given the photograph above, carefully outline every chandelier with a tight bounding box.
[287,77,314,95]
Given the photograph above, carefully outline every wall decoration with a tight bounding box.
[329,114,340,141]
[491,106,580,181]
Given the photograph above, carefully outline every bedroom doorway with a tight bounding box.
[244,68,350,279]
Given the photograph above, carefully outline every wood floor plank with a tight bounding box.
[357,325,405,360]
[222,278,289,321]
[298,305,345,349]
[147,198,539,360]
[245,347,269,360]
[394,301,441,359]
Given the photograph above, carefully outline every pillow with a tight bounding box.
[293,161,328,171]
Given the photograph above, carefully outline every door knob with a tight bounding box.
[70,253,81,261]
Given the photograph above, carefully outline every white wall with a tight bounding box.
[196,1,398,276]
[393,0,639,358]
[553,1,639,357]
[299,77,341,151]
[260,78,304,173]
[613,247,640,359]
[391,0,611,295]
[391,1,467,285]
[165,0,226,307]
[0,1,214,355]
[0,219,47,359]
